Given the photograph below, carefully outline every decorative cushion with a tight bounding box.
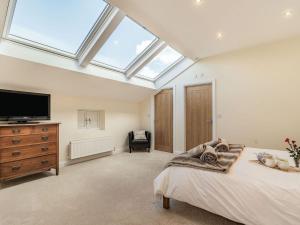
[134,130,147,140]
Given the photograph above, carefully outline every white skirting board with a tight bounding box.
[70,137,114,160]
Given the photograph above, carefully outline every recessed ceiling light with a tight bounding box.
[195,0,204,5]
[216,32,224,40]
[282,9,294,18]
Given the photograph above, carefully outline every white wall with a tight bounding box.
[141,37,300,153]
[51,94,141,164]
[139,97,152,131]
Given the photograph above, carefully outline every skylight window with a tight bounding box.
[9,0,108,54]
[138,46,183,80]
[93,17,157,70]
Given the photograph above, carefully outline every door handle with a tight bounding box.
[12,166,21,171]
[42,127,49,132]
[12,151,21,156]
[41,147,49,152]
[41,136,49,141]
[12,139,21,144]
[12,128,21,134]
[41,160,49,164]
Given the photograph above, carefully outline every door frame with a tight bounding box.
[183,80,216,151]
[153,86,175,153]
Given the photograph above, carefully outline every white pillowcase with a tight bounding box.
[134,130,147,140]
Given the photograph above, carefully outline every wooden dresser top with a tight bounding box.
[0,122,60,127]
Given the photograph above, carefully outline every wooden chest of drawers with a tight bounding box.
[0,123,59,181]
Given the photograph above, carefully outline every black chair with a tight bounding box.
[128,131,151,153]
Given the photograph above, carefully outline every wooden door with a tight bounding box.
[155,89,173,153]
[185,84,212,151]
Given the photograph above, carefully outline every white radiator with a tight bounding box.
[70,137,114,159]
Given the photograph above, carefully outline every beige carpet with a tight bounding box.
[0,151,239,225]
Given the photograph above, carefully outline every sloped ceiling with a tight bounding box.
[109,0,300,60]
[0,54,154,102]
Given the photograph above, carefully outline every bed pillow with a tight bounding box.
[134,130,147,140]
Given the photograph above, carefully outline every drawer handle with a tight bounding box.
[12,139,21,144]
[12,166,21,171]
[41,147,49,152]
[41,160,49,164]
[41,136,49,141]
[42,127,49,132]
[12,128,21,134]
[12,151,21,156]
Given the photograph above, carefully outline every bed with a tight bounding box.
[154,148,300,225]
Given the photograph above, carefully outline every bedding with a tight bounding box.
[154,148,300,225]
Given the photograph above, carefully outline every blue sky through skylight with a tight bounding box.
[93,17,157,70]
[10,0,107,54]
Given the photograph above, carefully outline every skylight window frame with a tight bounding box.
[76,4,115,60]
[135,53,185,81]
[90,36,160,73]
[3,0,112,59]
[124,37,160,71]
[90,16,160,72]
[1,0,17,39]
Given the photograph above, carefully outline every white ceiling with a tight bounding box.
[109,0,300,60]
[0,55,154,102]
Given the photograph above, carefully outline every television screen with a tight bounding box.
[0,89,50,121]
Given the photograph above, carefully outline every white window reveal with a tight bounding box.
[78,110,105,130]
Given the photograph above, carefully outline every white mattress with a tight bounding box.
[154,148,300,225]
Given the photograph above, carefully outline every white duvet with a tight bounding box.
[154,148,300,225]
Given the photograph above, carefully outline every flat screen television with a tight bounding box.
[0,89,50,123]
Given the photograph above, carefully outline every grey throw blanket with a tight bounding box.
[166,142,244,174]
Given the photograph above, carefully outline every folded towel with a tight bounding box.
[166,152,236,174]
[205,139,220,148]
[228,148,243,154]
[165,140,245,174]
[217,152,239,160]
[229,144,245,149]
[200,145,218,164]
[217,158,235,167]
[215,138,230,152]
[187,144,206,158]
